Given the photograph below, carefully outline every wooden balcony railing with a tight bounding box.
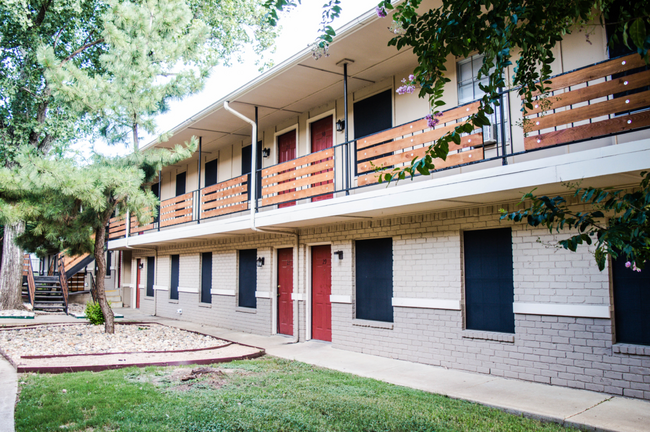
[200,174,248,219]
[525,53,650,150]
[260,148,335,206]
[356,101,484,186]
[130,209,155,234]
[160,193,194,228]
[106,55,650,241]
[108,215,128,239]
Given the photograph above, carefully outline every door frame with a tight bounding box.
[306,109,336,154]
[274,124,299,166]
[306,242,332,341]
[135,258,141,309]
[272,245,294,335]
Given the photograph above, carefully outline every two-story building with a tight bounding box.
[107,1,650,400]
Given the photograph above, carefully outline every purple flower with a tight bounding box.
[396,85,415,95]
[626,261,632,268]
[425,114,439,128]
[408,74,415,81]
[376,6,387,18]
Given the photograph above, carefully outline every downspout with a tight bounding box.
[343,62,350,195]
[224,101,301,342]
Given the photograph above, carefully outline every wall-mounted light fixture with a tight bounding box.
[262,148,271,158]
[138,263,144,269]
[333,250,343,260]
[256,257,265,268]
[336,119,345,132]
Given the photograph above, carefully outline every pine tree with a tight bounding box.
[0,0,276,310]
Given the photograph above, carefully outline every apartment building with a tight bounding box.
[107,1,650,400]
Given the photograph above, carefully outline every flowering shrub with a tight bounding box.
[424,112,443,128]
[625,261,642,272]
[376,6,387,18]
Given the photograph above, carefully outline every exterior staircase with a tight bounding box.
[105,289,123,308]
[22,275,67,312]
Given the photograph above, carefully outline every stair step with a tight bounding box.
[35,300,66,304]
[34,305,66,310]
[34,276,60,282]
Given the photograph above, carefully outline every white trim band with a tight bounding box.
[291,293,305,301]
[153,285,168,291]
[122,283,133,288]
[178,286,198,294]
[392,298,461,310]
[513,303,610,319]
[330,295,352,304]
[255,291,272,298]
[211,289,235,296]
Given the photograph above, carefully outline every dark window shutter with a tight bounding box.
[238,249,257,308]
[464,228,514,333]
[146,256,155,297]
[170,255,179,300]
[354,90,392,139]
[201,252,212,304]
[176,172,186,196]
[613,257,650,345]
[355,238,393,322]
[205,159,218,188]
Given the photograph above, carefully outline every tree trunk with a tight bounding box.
[0,221,26,310]
[94,219,114,333]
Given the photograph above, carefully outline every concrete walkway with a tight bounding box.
[2,309,650,432]
[0,356,17,432]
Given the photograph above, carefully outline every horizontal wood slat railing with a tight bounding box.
[160,193,194,227]
[200,174,249,219]
[23,254,36,307]
[357,102,485,186]
[63,252,91,271]
[524,54,650,150]
[108,215,127,239]
[261,148,335,206]
[130,208,156,234]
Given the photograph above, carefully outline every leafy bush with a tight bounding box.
[85,301,106,325]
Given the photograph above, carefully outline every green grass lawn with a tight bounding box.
[16,357,574,431]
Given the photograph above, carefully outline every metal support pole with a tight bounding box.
[157,170,161,231]
[197,136,202,224]
[255,106,259,212]
[499,89,508,165]
[343,62,350,195]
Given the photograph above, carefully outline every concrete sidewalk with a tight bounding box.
[2,309,649,432]
[0,357,17,432]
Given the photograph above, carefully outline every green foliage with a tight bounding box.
[500,172,650,271]
[0,138,197,256]
[370,0,650,183]
[15,357,573,431]
[85,301,106,325]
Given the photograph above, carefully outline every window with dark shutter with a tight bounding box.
[612,257,650,346]
[205,159,218,188]
[146,256,155,297]
[355,238,393,322]
[170,255,179,300]
[238,249,257,308]
[201,252,212,304]
[463,228,514,333]
[354,90,392,139]
[176,172,186,196]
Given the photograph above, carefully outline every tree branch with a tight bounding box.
[62,38,105,64]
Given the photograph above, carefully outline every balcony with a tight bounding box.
[108,54,650,241]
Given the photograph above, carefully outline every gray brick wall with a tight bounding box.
[127,201,650,400]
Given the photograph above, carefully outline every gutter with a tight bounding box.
[223,101,301,343]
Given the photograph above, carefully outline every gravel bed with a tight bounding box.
[0,324,229,358]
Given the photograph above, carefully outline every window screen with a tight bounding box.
[355,238,393,322]
[201,252,212,304]
[146,256,155,297]
[170,255,179,300]
[238,249,257,308]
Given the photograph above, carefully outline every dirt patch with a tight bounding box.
[127,366,251,392]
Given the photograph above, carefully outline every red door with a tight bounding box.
[277,248,294,335]
[310,116,333,202]
[311,245,332,341]
[278,130,296,208]
[136,259,141,309]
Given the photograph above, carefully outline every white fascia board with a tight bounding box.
[392,298,461,310]
[254,139,650,227]
[153,285,168,291]
[211,289,236,296]
[513,303,610,319]
[255,291,272,298]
